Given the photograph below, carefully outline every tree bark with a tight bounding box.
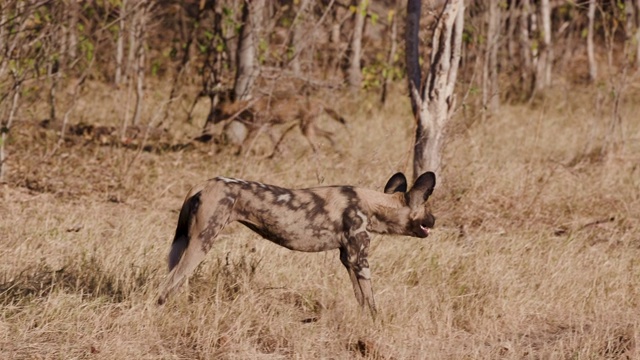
[289,0,311,75]
[625,0,635,41]
[68,0,78,61]
[520,0,534,96]
[115,0,127,85]
[637,0,640,68]
[348,0,368,90]
[127,2,138,86]
[536,0,552,90]
[483,0,500,115]
[234,0,262,101]
[505,2,517,62]
[130,3,149,127]
[226,0,264,145]
[405,0,421,116]
[0,86,20,183]
[381,4,398,104]
[407,0,465,181]
[587,0,597,82]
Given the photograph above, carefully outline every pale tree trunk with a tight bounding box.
[381,3,398,104]
[407,0,464,181]
[536,0,552,90]
[115,0,127,85]
[587,0,597,82]
[227,0,263,144]
[0,3,29,182]
[0,10,5,57]
[57,3,67,67]
[68,0,78,61]
[329,19,341,74]
[132,5,147,126]
[505,3,517,62]
[48,4,65,123]
[519,0,534,97]
[625,0,635,40]
[530,2,538,70]
[0,6,8,181]
[348,0,368,90]
[0,87,20,183]
[637,0,640,68]
[482,0,500,115]
[289,0,310,75]
[121,1,150,134]
[623,0,640,68]
[234,0,262,101]
[623,0,635,65]
[127,2,137,85]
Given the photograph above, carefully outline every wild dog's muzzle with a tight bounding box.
[414,214,435,238]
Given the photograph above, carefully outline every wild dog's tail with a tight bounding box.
[168,192,201,271]
[158,187,235,305]
[157,192,201,305]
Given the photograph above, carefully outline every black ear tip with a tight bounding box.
[419,171,436,200]
[426,171,436,184]
[390,172,407,183]
[417,171,436,185]
[384,172,408,194]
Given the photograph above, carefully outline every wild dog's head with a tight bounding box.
[384,172,436,238]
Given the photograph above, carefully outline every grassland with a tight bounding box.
[1,82,639,359]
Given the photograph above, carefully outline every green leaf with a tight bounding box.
[151,61,160,77]
[370,13,378,25]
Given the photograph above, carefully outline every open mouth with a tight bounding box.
[420,224,431,236]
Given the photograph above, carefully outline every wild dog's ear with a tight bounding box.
[407,172,436,208]
[384,172,408,194]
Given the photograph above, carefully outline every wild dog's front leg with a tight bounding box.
[339,231,376,314]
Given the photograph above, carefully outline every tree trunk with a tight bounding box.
[131,3,149,127]
[520,0,534,96]
[536,0,552,90]
[226,0,263,145]
[405,0,421,116]
[505,2,517,62]
[407,0,465,181]
[637,0,640,68]
[381,4,398,104]
[482,0,500,115]
[327,4,344,78]
[587,0,597,82]
[127,2,137,85]
[289,0,310,75]
[625,0,635,41]
[234,0,261,101]
[0,86,20,183]
[348,0,368,90]
[68,0,78,61]
[0,10,5,58]
[115,0,127,85]
[198,2,229,137]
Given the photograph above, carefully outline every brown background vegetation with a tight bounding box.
[1,1,640,358]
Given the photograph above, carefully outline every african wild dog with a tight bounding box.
[203,94,347,155]
[157,172,436,314]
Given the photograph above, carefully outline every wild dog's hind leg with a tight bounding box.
[340,231,376,314]
[157,189,235,304]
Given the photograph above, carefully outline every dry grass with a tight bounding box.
[1,82,640,359]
